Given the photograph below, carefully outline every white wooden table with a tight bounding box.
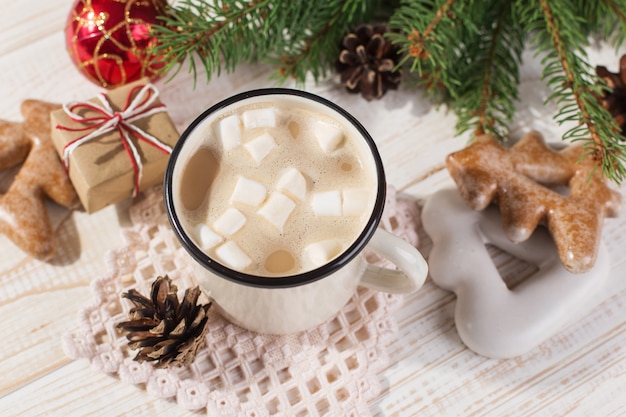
[1,2,625,416]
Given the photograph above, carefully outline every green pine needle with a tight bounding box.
[150,0,626,184]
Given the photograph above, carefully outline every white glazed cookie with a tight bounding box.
[422,188,610,359]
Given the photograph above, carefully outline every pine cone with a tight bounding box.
[117,275,211,368]
[596,54,626,138]
[335,23,402,101]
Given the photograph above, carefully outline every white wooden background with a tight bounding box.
[1,1,625,416]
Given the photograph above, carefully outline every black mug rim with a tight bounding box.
[164,88,386,289]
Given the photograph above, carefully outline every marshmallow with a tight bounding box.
[216,114,241,151]
[276,168,307,201]
[244,133,277,164]
[242,107,276,128]
[313,120,344,153]
[195,224,223,250]
[215,241,252,271]
[230,176,267,207]
[342,188,371,216]
[303,239,343,268]
[311,190,342,216]
[213,208,247,236]
[258,192,296,231]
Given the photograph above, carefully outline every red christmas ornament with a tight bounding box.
[65,0,167,88]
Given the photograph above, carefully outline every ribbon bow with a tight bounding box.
[57,83,173,197]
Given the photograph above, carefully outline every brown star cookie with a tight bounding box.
[0,100,80,260]
[446,131,622,273]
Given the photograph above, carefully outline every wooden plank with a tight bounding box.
[0,360,196,417]
[0,0,69,56]
[0,207,124,396]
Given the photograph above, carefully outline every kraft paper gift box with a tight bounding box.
[50,80,179,213]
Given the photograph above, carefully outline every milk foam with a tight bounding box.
[175,96,378,277]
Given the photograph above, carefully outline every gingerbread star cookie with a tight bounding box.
[446,131,622,273]
[0,100,80,260]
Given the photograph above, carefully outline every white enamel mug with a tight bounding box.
[164,88,428,334]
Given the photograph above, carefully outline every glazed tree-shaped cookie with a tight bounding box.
[446,131,622,273]
[0,100,80,260]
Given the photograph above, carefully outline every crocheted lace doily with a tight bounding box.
[62,185,420,416]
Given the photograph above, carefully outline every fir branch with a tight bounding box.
[388,0,462,99]
[273,0,380,83]
[604,0,626,25]
[152,0,377,85]
[524,0,626,183]
[150,0,626,183]
[151,0,273,83]
[453,0,524,139]
[275,13,336,81]
[539,0,603,148]
[389,0,524,139]
[404,0,455,61]
[473,20,505,137]
[602,0,626,48]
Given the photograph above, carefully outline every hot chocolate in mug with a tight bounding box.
[164,88,428,334]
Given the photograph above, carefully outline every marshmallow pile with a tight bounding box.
[193,106,371,273]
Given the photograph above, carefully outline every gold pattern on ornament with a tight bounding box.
[67,0,163,88]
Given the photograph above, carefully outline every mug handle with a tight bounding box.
[360,228,428,294]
